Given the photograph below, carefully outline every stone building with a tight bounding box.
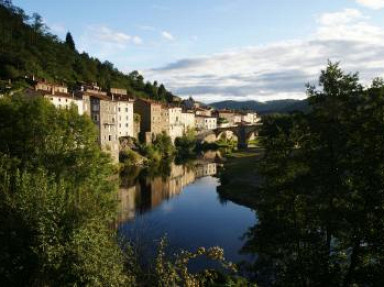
[213,110,241,126]
[167,106,184,142]
[134,98,167,143]
[195,107,213,117]
[196,115,217,131]
[116,99,134,138]
[35,80,68,94]
[34,81,83,114]
[180,111,196,131]
[240,111,261,124]
[110,89,135,138]
[77,88,119,163]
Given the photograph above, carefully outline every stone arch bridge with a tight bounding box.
[197,123,263,148]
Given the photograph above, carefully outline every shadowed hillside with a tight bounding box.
[209,99,309,114]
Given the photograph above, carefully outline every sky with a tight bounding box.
[13,0,384,103]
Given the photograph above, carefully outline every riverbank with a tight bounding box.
[217,147,263,209]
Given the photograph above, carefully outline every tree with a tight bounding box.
[31,12,45,33]
[65,32,76,51]
[0,95,130,286]
[241,63,384,286]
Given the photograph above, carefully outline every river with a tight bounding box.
[117,154,257,271]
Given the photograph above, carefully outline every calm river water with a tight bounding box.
[118,156,257,270]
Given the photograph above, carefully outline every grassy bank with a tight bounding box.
[217,147,263,209]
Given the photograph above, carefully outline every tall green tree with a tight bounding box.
[65,31,76,51]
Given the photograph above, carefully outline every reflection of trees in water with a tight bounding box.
[242,64,384,286]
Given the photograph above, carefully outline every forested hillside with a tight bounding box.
[209,99,309,114]
[0,0,177,101]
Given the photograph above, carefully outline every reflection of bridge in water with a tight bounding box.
[118,161,219,222]
[197,123,263,148]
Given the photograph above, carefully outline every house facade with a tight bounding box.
[77,88,119,163]
[196,115,217,131]
[134,98,167,143]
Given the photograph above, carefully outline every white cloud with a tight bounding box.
[146,9,384,102]
[95,26,142,45]
[78,25,143,60]
[161,31,175,41]
[132,36,143,45]
[355,0,384,10]
[318,8,365,26]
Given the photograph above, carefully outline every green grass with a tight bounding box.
[217,147,263,209]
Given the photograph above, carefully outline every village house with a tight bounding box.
[34,80,83,114]
[166,106,184,142]
[180,111,196,132]
[196,115,217,131]
[110,88,135,138]
[195,107,213,117]
[134,98,168,143]
[240,111,261,124]
[76,86,119,163]
[213,109,241,126]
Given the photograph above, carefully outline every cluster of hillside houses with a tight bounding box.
[29,80,260,162]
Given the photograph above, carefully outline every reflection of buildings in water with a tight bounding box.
[118,185,139,222]
[195,163,217,178]
[201,150,222,161]
[118,162,216,223]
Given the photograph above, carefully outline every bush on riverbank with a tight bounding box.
[175,129,197,158]
[139,132,176,164]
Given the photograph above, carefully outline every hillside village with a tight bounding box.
[21,78,261,162]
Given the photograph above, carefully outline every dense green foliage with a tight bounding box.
[0,1,177,102]
[175,129,197,158]
[139,132,176,163]
[0,95,131,286]
[241,63,384,286]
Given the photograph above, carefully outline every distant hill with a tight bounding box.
[209,99,309,114]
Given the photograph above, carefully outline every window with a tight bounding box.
[118,108,120,112]
[125,108,128,112]
[125,123,128,127]
[126,116,129,120]
[59,98,61,102]
[109,135,111,141]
